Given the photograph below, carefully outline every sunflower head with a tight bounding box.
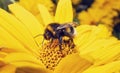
[39,38,77,70]
[36,0,80,70]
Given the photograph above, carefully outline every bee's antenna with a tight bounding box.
[41,38,45,48]
[42,38,44,44]
[34,34,44,47]
[34,34,43,38]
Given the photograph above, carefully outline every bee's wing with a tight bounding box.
[57,24,71,30]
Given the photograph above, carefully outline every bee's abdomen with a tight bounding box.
[65,26,75,37]
[66,27,74,34]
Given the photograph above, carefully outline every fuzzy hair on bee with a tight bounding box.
[43,22,77,50]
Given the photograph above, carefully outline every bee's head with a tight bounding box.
[44,29,53,40]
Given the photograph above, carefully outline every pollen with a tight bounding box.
[39,39,77,70]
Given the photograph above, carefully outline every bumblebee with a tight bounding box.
[43,22,77,50]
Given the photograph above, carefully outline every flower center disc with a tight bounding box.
[39,39,77,70]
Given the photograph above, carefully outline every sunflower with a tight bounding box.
[0,0,120,73]
[78,0,120,31]
[16,0,55,15]
[14,0,56,25]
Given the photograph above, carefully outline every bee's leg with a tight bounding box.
[69,37,73,43]
[49,38,54,47]
[69,38,75,49]
[58,36,63,50]
[50,38,54,43]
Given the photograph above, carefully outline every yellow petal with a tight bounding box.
[80,37,120,65]
[38,4,53,26]
[4,53,42,65]
[0,8,40,55]
[80,37,117,55]
[78,25,110,52]
[0,64,51,73]
[83,61,120,73]
[75,30,91,49]
[0,26,30,53]
[78,11,93,25]
[75,25,94,51]
[0,58,6,66]
[54,53,92,73]
[0,13,39,56]
[0,51,7,58]
[35,13,45,25]
[74,25,93,44]
[15,66,52,73]
[18,0,36,11]
[3,52,51,73]
[92,41,120,65]
[0,64,16,73]
[97,24,111,38]
[8,3,44,38]
[8,3,45,49]
[55,0,73,23]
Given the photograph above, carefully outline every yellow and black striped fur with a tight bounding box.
[43,22,77,50]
